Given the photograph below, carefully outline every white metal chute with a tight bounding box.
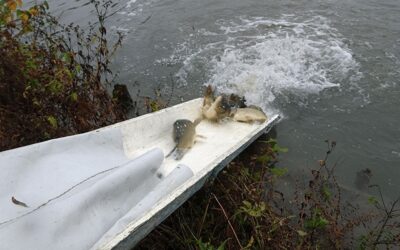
[0,142,173,250]
[0,98,280,250]
[92,164,194,249]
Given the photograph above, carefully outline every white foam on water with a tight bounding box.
[116,0,155,24]
[126,0,137,9]
[163,15,363,115]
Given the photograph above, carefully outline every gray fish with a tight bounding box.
[215,95,231,120]
[225,93,247,108]
[167,118,202,160]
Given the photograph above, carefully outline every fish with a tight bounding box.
[247,105,263,112]
[203,95,231,122]
[202,85,232,122]
[214,95,231,120]
[202,85,214,112]
[231,107,268,123]
[225,93,247,109]
[167,118,202,160]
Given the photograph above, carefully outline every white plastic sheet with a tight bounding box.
[0,128,193,250]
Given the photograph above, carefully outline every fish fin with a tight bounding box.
[174,149,186,160]
[204,85,214,98]
[196,134,207,139]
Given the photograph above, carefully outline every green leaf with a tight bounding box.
[150,100,159,112]
[70,92,78,102]
[44,132,51,139]
[321,184,331,201]
[357,235,368,250]
[75,64,82,73]
[256,154,270,164]
[244,236,254,249]
[368,196,378,205]
[272,144,288,153]
[240,201,266,218]
[297,230,308,237]
[47,116,58,128]
[216,239,229,250]
[61,52,71,63]
[242,200,252,208]
[305,216,329,230]
[240,167,250,177]
[267,138,277,144]
[64,68,73,79]
[270,167,288,177]
[196,238,228,250]
[17,9,30,22]
[32,98,40,106]
[28,79,39,88]
[48,80,63,94]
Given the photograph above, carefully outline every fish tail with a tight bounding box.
[174,149,185,160]
[205,85,214,97]
[165,146,177,158]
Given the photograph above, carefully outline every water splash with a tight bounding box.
[161,15,363,113]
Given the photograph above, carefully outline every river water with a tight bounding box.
[48,0,400,199]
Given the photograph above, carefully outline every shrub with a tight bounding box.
[0,0,124,151]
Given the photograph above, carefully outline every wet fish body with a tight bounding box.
[225,93,247,108]
[201,85,232,122]
[232,108,268,123]
[169,118,201,160]
[215,95,231,119]
[203,95,231,122]
[247,105,263,112]
[202,97,218,121]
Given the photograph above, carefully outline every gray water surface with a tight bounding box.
[49,0,400,199]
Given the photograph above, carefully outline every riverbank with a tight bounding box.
[137,136,400,249]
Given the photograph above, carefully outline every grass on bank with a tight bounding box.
[137,138,400,249]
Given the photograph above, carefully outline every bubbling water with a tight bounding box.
[162,15,362,114]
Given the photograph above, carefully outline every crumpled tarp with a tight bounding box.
[0,128,193,250]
